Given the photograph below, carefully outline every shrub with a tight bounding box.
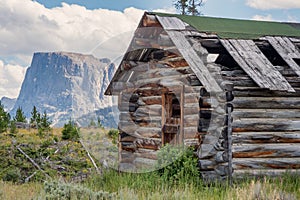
[2,168,22,183]
[62,120,79,140]
[43,180,116,199]
[156,144,199,184]
[107,129,118,144]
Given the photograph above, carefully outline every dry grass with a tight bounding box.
[0,181,42,200]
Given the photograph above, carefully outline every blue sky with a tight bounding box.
[1,0,300,98]
[35,0,300,21]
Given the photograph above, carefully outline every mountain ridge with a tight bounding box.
[10,52,118,127]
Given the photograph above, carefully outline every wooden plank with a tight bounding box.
[221,39,294,92]
[156,16,186,30]
[266,36,300,77]
[167,31,222,93]
[233,143,300,158]
[233,132,300,144]
[221,39,267,89]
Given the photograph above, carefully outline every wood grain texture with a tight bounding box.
[233,143,300,158]
[167,30,222,93]
[220,39,294,92]
[266,36,300,77]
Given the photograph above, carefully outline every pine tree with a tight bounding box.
[30,106,39,126]
[0,101,10,133]
[62,120,79,140]
[9,120,18,134]
[97,117,104,128]
[14,107,27,123]
[40,111,51,130]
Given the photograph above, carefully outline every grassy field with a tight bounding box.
[0,128,299,199]
[0,170,299,199]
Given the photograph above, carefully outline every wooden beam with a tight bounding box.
[180,85,184,145]
[166,31,222,93]
[266,36,300,77]
[220,39,294,92]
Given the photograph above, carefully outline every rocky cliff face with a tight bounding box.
[1,97,16,112]
[11,52,117,127]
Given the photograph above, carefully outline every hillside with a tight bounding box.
[0,127,117,183]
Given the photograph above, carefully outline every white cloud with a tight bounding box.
[0,0,144,65]
[247,0,300,10]
[0,0,145,98]
[152,7,177,14]
[252,14,274,21]
[0,60,27,98]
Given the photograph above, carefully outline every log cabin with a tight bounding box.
[105,12,300,181]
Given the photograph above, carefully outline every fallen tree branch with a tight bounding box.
[16,145,50,178]
[79,140,101,174]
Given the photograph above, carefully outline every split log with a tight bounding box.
[132,105,162,118]
[184,127,199,139]
[232,97,300,109]
[184,114,199,127]
[232,143,300,158]
[232,157,300,170]
[120,135,136,142]
[223,74,300,88]
[120,151,136,163]
[232,132,300,144]
[134,148,158,160]
[183,138,200,147]
[121,142,136,152]
[232,119,300,132]
[119,112,161,122]
[184,104,200,115]
[232,108,300,119]
[135,127,161,138]
[199,152,229,171]
[142,14,161,27]
[140,96,162,105]
[187,75,202,86]
[135,138,161,150]
[233,87,300,97]
[135,66,192,80]
[184,93,199,104]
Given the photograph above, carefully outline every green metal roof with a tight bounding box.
[153,12,300,39]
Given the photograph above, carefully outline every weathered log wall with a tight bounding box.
[219,49,300,177]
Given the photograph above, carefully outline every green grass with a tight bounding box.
[0,128,299,199]
[1,170,299,200]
